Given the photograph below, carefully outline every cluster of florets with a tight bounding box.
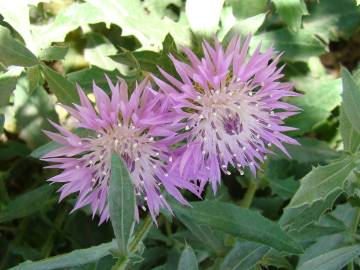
[42,36,299,223]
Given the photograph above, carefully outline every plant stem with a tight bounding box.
[348,207,360,270]
[113,215,152,270]
[239,180,258,208]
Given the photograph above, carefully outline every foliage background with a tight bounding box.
[2,0,360,269]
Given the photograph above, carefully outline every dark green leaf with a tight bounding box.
[0,185,55,223]
[172,201,303,254]
[27,65,42,94]
[0,114,4,134]
[177,246,198,270]
[109,154,135,255]
[0,25,38,67]
[342,67,360,134]
[9,241,116,270]
[39,46,69,61]
[220,241,269,270]
[40,63,78,105]
[268,177,299,200]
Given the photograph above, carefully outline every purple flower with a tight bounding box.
[42,77,198,223]
[153,36,300,192]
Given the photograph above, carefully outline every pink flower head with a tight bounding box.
[42,77,198,223]
[153,36,300,192]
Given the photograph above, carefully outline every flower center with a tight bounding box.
[223,113,242,135]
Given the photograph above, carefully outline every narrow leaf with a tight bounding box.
[40,64,78,105]
[0,25,38,67]
[109,154,136,255]
[342,67,360,134]
[177,246,198,270]
[9,241,116,270]
[30,141,62,159]
[172,201,303,254]
[340,105,360,153]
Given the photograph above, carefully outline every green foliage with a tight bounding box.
[2,0,360,269]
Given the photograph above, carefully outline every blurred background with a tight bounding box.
[1,0,360,269]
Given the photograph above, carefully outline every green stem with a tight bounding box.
[239,180,258,208]
[348,207,360,270]
[113,215,152,270]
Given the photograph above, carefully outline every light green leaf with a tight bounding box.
[109,154,136,255]
[9,241,116,270]
[84,33,123,71]
[31,3,104,49]
[0,185,54,223]
[272,0,308,32]
[289,157,356,208]
[30,141,61,159]
[27,65,42,94]
[221,13,266,42]
[172,201,303,254]
[227,0,268,19]
[85,0,191,50]
[177,246,198,270]
[0,66,23,107]
[252,28,326,62]
[185,0,224,35]
[340,105,360,153]
[40,63,78,105]
[0,26,38,67]
[39,46,69,61]
[303,0,360,42]
[221,241,269,270]
[358,0,360,5]
[342,67,360,134]
[297,245,360,270]
[287,77,341,135]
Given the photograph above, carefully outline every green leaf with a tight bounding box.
[340,105,360,153]
[0,26,38,67]
[287,77,341,135]
[220,241,269,270]
[303,0,360,42]
[0,114,4,134]
[268,177,299,200]
[272,0,308,32]
[0,185,54,223]
[342,67,360,134]
[27,65,42,94]
[67,66,119,93]
[40,63,78,105]
[172,201,303,254]
[185,0,224,35]
[177,246,198,270]
[252,28,326,62]
[30,141,62,159]
[109,154,136,255]
[289,157,355,208]
[227,0,268,19]
[297,245,360,270]
[85,0,191,50]
[9,241,116,270]
[39,46,69,61]
[0,67,22,107]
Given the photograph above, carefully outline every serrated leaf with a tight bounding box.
[0,66,22,107]
[340,105,360,153]
[109,154,136,255]
[177,246,198,270]
[172,201,303,254]
[0,25,38,67]
[221,241,269,270]
[0,185,54,223]
[185,0,224,35]
[39,46,69,61]
[303,0,360,42]
[289,157,355,208]
[9,240,116,270]
[297,245,360,270]
[40,63,78,105]
[252,28,326,62]
[227,0,268,19]
[272,0,307,32]
[342,67,360,134]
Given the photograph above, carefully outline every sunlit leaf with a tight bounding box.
[272,0,308,32]
[39,46,69,61]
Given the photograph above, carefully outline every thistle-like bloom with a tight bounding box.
[42,78,198,223]
[154,36,299,191]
